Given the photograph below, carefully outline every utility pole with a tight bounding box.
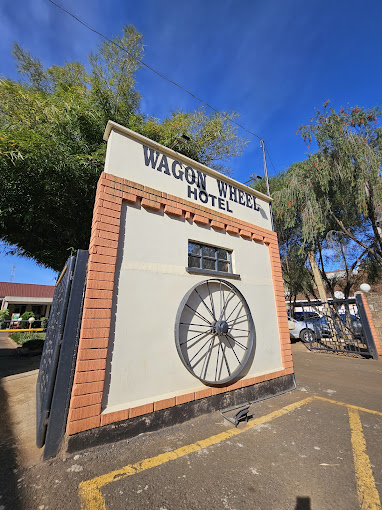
[260,140,274,231]
[260,140,270,197]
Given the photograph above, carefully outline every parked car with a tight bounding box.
[339,313,363,338]
[288,316,326,342]
[313,313,363,340]
[293,311,321,322]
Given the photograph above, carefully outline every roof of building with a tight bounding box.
[0,282,55,299]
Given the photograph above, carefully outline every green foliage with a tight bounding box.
[0,309,10,328]
[273,102,382,262]
[0,26,246,270]
[9,331,45,345]
[0,309,10,321]
[250,103,382,301]
[21,311,35,321]
[129,109,246,175]
[40,317,48,330]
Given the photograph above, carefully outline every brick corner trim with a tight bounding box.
[66,172,293,435]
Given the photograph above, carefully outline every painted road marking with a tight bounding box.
[315,396,382,418]
[78,396,382,510]
[78,396,315,509]
[348,407,382,510]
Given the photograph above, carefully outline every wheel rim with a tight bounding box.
[175,279,255,386]
[303,329,314,342]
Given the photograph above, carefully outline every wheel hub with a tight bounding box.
[213,320,229,335]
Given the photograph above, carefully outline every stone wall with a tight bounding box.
[365,292,382,356]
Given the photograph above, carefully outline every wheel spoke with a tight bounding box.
[219,282,223,320]
[180,329,211,346]
[221,342,231,376]
[215,339,221,381]
[217,343,226,380]
[189,334,215,365]
[225,301,244,323]
[218,289,234,321]
[230,327,250,333]
[185,303,211,325]
[201,335,216,380]
[227,313,247,324]
[207,282,216,320]
[180,322,211,328]
[225,334,241,364]
[226,334,248,350]
[195,288,215,321]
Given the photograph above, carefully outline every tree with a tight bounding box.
[267,102,382,299]
[251,174,317,309]
[274,102,382,261]
[0,27,247,271]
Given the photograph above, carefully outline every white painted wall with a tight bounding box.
[103,123,273,230]
[103,202,283,414]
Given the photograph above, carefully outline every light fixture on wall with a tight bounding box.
[244,174,262,185]
[170,133,191,150]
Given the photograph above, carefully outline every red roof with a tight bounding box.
[0,282,55,299]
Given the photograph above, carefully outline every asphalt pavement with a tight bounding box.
[0,337,381,510]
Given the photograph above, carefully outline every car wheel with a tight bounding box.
[300,329,316,342]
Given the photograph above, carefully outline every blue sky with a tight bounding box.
[1,0,382,284]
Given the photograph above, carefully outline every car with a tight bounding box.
[288,316,324,342]
[339,313,363,338]
[314,313,363,340]
[293,311,321,322]
[314,316,331,337]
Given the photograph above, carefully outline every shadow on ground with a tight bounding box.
[0,379,25,509]
[0,333,42,507]
[295,496,311,509]
[0,333,41,378]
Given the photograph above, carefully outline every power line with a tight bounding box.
[46,0,264,139]
[265,144,277,175]
[46,0,278,175]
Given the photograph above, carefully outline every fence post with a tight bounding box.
[355,293,379,360]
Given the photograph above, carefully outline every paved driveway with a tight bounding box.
[1,341,381,510]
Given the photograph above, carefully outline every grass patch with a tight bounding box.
[9,331,46,346]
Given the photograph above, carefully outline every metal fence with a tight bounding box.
[290,296,378,359]
[0,319,47,331]
[36,250,88,459]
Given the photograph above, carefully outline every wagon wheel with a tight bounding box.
[175,279,255,386]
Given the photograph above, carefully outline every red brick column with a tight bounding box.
[361,294,382,357]
[266,238,294,375]
[67,175,122,434]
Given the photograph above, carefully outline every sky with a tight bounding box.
[1,0,382,284]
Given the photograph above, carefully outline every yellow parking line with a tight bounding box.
[315,396,382,417]
[79,396,315,510]
[348,407,382,510]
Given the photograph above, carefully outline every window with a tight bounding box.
[188,241,232,274]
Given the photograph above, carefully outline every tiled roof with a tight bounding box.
[0,282,55,299]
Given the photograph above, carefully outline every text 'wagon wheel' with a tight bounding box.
[175,279,255,386]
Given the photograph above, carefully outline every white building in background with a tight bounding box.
[0,282,54,318]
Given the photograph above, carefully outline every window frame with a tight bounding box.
[186,241,240,279]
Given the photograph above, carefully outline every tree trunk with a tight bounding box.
[307,251,328,303]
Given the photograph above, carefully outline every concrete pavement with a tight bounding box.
[0,338,381,510]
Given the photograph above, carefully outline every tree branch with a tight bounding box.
[329,211,382,259]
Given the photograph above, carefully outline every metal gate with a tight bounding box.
[36,250,88,459]
[291,296,379,359]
